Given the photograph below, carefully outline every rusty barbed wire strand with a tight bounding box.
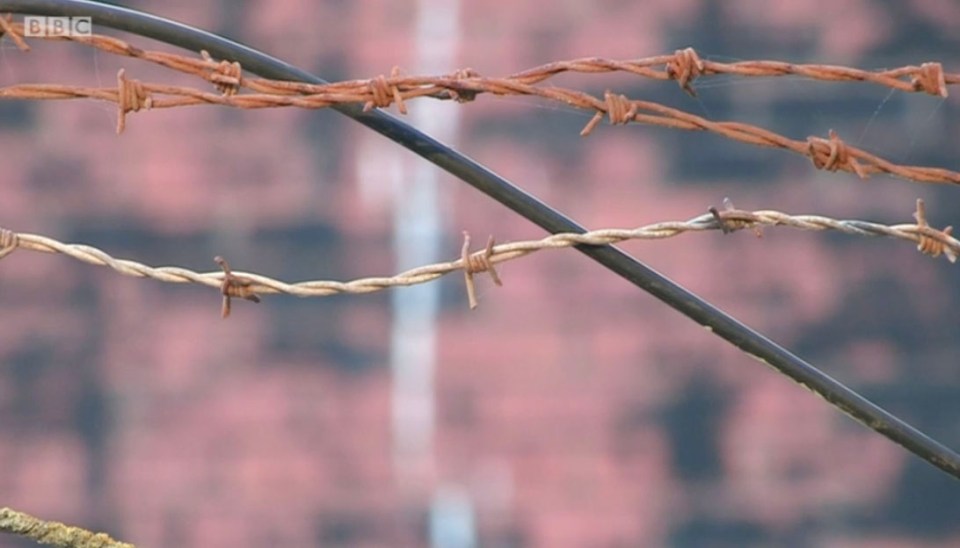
[0,507,135,548]
[0,200,954,309]
[2,19,956,98]
[6,70,960,185]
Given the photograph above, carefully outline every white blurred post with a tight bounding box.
[389,0,459,490]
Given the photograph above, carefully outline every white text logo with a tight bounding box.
[23,16,93,37]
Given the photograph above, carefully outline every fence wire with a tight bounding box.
[1,199,955,312]
[3,19,957,97]
[1,21,959,184]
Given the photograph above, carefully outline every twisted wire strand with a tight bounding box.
[3,68,960,185]
[3,21,955,97]
[506,52,954,97]
[0,507,134,548]
[2,205,955,302]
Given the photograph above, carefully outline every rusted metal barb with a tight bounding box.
[214,255,261,319]
[461,232,502,309]
[912,199,957,262]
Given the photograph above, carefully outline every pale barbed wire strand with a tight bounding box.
[1,200,955,310]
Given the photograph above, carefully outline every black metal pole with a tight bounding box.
[3,0,959,479]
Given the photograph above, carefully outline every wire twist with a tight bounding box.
[461,232,503,309]
[116,69,152,133]
[911,62,948,97]
[201,50,242,95]
[912,198,956,260]
[215,255,261,318]
[364,66,407,113]
[666,47,705,96]
[807,129,867,178]
[0,227,18,259]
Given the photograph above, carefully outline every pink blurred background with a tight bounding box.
[2,1,960,546]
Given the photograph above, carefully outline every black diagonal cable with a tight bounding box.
[3,0,959,479]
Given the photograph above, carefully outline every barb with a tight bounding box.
[0,201,954,310]
[215,255,261,318]
[710,197,763,237]
[912,198,956,261]
[0,226,18,259]
[0,506,134,548]
[461,232,503,309]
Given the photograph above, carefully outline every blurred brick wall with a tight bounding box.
[2,1,960,547]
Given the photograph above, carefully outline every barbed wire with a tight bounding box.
[0,506,134,548]
[1,18,955,98]
[6,71,960,186]
[3,3,960,483]
[2,21,960,185]
[1,199,954,313]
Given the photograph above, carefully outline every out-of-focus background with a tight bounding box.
[2,1,960,546]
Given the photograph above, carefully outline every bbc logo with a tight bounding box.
[23,16,93,37]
